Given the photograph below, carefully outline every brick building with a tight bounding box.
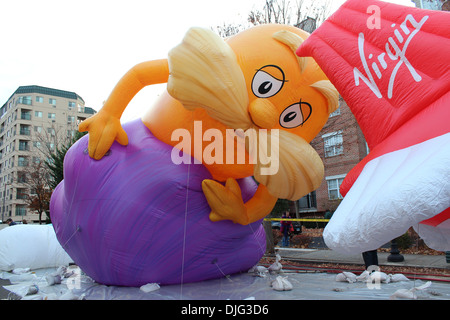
[298,96,369,215]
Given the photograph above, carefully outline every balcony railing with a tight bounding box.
[21,113,31,120]
[19,128,31,136]
[18,159,29,167]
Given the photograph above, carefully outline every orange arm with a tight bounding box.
[79,59,169,160]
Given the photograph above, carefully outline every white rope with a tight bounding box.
[61,225,80,249]
[179,113,195,300]
[179,162,190,299]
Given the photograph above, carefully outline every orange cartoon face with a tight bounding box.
[226,24,336,144]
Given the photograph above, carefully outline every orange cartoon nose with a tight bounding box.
[248,98,278,129]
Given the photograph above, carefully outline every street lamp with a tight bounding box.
[1,182,11,223]
[387,238,404,262]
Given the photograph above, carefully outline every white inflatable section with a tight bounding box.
[415,219,450,252]
[0,224,73,271]
[324,133,450,255]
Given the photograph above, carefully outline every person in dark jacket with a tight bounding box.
[6,218,17,226]
[280,211,293,247]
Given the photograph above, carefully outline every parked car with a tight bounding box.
[292,221,302,234]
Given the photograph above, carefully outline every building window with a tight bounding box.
[17,172,27,183]
[326,175,346,200]
[35,111,43,118]
[16,188,28,200]
[48,113,56,119]
[329,106,341,117]
[18,96,32,105]
[47,142,55,151]
[19,141,29,151]
[21,111,31,120]
[36,96,44,103]
[15,205,27,217]
[18,156,29,167]
[68,101,76,109]
[67,115,75,123]
[19,125,31,136]
[323,131,343,157]
[298,191,317,209]
[49,98,57,106]
[34,126,43,133]
[67,130,76,138]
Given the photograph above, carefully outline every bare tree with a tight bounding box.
[21,160,52,224]
[215,0,333,38]
[213,22,247,38]
[19,119,80,223]
[248,0,332,28]
[34,120,78,160]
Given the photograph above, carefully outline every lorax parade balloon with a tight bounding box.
[50,24,338,286]
[296,0,450,255]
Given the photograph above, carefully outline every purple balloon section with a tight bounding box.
[50,119,266,287]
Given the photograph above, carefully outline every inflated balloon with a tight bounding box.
[297,0,450,254]
[51,24,338,286]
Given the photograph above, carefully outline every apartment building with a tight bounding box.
[0,85,96,223]
[298,97,369,215]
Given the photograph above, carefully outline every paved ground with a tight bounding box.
[2,238,448,300]
[275,247,450,270]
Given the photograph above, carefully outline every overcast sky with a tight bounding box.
[0,0,415,122]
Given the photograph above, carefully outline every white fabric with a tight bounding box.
[0,224,73,271]
[414,219,450,252]
[324,133,450,255]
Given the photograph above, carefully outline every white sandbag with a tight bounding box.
[368,271,390,284]
[389,273,410,282]
[12,267,31,274]
[140,283,160,293]
[390,281,432,300]
[356,270,370,282]
[248,265,269,278]
[335,271,357,283]
[0,224,73,271]
[268,254,282,273]
[271,276,293,291]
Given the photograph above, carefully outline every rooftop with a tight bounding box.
[5,85,85,105]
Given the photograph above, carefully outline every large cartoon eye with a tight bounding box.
[279,101,312,128]
[251,65,285,98]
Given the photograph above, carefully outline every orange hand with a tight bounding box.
[203,178,248,225]
[78,110,128,160]
[202,178,278,225]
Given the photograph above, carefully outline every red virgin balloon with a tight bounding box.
[297,0,450,254]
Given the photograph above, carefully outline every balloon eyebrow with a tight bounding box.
[255,65,288,82]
